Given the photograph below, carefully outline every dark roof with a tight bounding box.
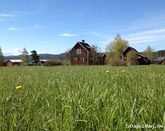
[123,46,149,59]
[71,40,91,52]
[122,46,139,57]
[137,53,147,58]
[78,41,91,50]
[97,53,107,57]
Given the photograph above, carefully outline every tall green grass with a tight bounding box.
[0,65,164,130]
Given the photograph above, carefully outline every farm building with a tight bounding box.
[4,59,22,66]
[70,40,106,65]
[154,57,165,64]
[122,46,151,65]
[40,59,49,64]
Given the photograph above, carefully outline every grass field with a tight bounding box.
[0,65,165,130]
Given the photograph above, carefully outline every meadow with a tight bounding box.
[0,65,165,131]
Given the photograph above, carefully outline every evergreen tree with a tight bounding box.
[31,50,40,65]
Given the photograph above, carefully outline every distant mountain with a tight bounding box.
[4,55,22,60]
[4,53,66,60]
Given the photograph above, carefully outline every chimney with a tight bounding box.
[82,40,85,43]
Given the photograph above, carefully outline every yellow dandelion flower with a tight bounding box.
[16,85,23,89]
[106,70,109,73]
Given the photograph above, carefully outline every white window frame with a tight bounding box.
[76,48,81,54]
[74,57,77,61]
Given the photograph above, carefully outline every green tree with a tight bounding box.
[31,50,40,65]
[106,34,129,65]
[64,49,71,65]
[90,45,99,64]
[0,47,4,66]
[22,48,28,65]
[143,46,155,62]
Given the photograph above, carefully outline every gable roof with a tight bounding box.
[71,40,91,52]
[122,46,139,57]
[97,53,107,57]
[122,46,148,58]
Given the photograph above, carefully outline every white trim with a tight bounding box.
[79,43,89,53]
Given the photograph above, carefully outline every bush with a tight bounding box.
[161,60,165,65]
[106,52,126,66]
[109,57,122,66]
[43,60,63,66]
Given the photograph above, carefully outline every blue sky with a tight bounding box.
[0,0,165,55]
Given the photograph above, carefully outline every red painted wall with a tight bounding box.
[70,44,89,65]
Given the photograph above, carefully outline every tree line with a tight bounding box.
[0,48,40,66]
[0,34,165,66]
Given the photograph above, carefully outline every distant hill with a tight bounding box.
[4,49,165,60]
[39,53,65,60]
[4,53,66,60]
[156,50,165,57]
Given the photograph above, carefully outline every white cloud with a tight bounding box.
[0,13,16,17]
[125,28,165,44]
[59,33,78,37]
[3,48,23,56]
[8,24,44,31]
[8,27,22,31]
[0,13,17,22]
[128,28,165,37]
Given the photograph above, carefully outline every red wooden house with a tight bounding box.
[70,40,106,65]
[70,40,91,65]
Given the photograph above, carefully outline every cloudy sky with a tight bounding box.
[0,0,165,55]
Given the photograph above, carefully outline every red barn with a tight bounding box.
[70,40,106,65]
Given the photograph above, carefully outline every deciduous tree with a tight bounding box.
[90,45,99,64]
[22,48,28,65]
[143,46,155,62]
[106,34,129,65]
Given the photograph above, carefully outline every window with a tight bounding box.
[76,48,81,54]
[74,57,77,61]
